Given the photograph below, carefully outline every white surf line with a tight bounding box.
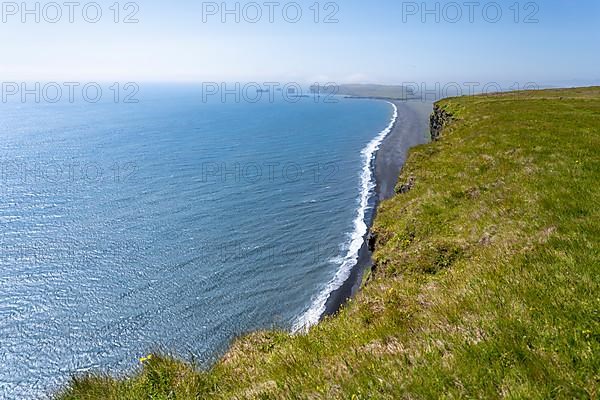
[292,102,398,333]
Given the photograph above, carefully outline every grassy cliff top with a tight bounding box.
[58,87,600,399]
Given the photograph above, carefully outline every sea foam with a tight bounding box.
[293,102,398,332]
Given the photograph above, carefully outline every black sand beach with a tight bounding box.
[322,100,432,318]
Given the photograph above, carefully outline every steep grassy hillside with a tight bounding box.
[58,87,600,399]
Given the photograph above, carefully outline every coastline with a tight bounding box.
[321,100,432,318]
[56,87,600,399]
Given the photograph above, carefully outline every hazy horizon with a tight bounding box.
[1,0,598,85]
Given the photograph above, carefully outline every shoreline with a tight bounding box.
[293,101,398,332]
[321,100,432,319]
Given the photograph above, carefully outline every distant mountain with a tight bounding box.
[310,84,417,100]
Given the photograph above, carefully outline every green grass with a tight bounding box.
[57,87,600,399]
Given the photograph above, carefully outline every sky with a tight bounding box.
[0,0,599,87]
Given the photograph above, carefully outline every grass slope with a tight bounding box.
[57,87,600,399]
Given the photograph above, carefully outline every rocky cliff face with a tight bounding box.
[429,105,453,141]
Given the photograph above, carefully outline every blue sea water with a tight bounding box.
[0,85,394,398]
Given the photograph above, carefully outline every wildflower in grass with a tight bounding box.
[139,354,154,363]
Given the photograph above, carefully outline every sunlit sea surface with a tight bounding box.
[0,85,393,398]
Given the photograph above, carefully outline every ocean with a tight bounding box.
[0,84,395,398]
